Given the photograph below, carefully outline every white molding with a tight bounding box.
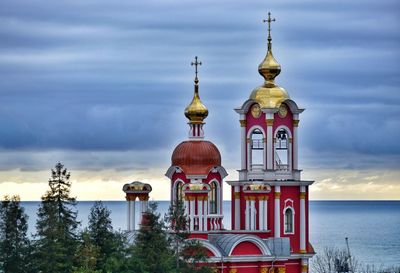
[247,125,266,138]
[208,179,221,215]
[172,179,185,202]
[283,206,295,235]
[228,236,272,256]
[191,238,223,257]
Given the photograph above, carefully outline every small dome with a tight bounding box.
[172,140,221,175]
[184,84,208,123]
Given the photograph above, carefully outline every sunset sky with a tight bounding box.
[0,0,399,200]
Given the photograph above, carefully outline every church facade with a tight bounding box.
[125,13,315,273]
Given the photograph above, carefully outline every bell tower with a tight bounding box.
[227,12,313,261]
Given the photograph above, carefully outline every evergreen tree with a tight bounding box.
[33,162,79,273]
[87,201,115,272]
[127,202,175,273]
[0,195,31,273]
[165,200,189,269]
[165,200,213,273]
[73,232,101,273]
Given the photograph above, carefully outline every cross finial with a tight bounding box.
[191,56,202,84]
[263,12,276,50]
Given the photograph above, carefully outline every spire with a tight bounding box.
[259,12,281,83]
[184,56,208,139]
[184,56,208,124]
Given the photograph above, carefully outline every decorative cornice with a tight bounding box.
[138,195,149,201]
[293,120,300,127]
[266,119,274,126]
[239,120,247,127]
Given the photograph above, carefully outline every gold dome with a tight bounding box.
[251,12,289,109]
[184,80,208,123]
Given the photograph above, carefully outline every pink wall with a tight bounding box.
[280,186,301,252]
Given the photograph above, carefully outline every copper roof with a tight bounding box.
[171,140,221,175]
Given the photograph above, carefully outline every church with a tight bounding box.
[123,12,315,273]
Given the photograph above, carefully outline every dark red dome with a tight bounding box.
[171,140,221,175]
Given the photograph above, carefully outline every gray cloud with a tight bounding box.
[0,0,399,172]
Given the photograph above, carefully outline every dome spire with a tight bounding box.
[264,11,275,52]
[184,56,208,139]
[259,12,281,83]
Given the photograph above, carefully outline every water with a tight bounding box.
[21,201,400,267]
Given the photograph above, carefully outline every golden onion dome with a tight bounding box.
[250,12,290,109]
[184,80,208,123]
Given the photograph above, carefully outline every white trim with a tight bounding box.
[247,125,266,138]
[247,125,266,171]
[228,236,271,256]
[208,179,221,214]
[172,179,185,203]
[190,239,223,258]
[283,206,295,235]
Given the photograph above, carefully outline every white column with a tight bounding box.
[258,198,264,230]
[127,200,131,231]
[240,117,247,170]
[245,199,250,230]
[288,139,293,171]
[130,200,136,231]
[198,198,203,231]
[234,186,240,230]
[190,198,195,231]
[300,186,306,253]
[247,139,252,170]
[266,117,274,170]
[250,199,256,230]
[293,120,299,170]
[203,199,208,231]
[264,198,269,230]
[185,198,190,225]
[274,186,281,237]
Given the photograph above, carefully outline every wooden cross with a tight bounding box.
[191,56,202,79]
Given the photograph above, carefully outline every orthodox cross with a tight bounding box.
[191,56,202,81]
[263,12,276,49]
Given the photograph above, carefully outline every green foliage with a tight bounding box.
[128,202,175,273]
[87,201,117,272]
[0,195,31,273]
[165,200,213,273]
[73,232,101,273]
[33,162,80,273]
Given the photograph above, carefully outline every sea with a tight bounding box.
[21,201,400,267]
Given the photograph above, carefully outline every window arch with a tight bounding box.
[209,181,218,214]
[249,127,265,171]
[275,128,289,171]
[284,207,294,234]
[175,181,185,203]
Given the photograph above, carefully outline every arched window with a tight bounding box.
[175,181,184,203]
[209,181,218,214]
[284,208,294,234]
[250,128,264,170]
[275,128,289,171]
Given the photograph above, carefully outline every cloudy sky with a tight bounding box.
[0,0,399,200]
